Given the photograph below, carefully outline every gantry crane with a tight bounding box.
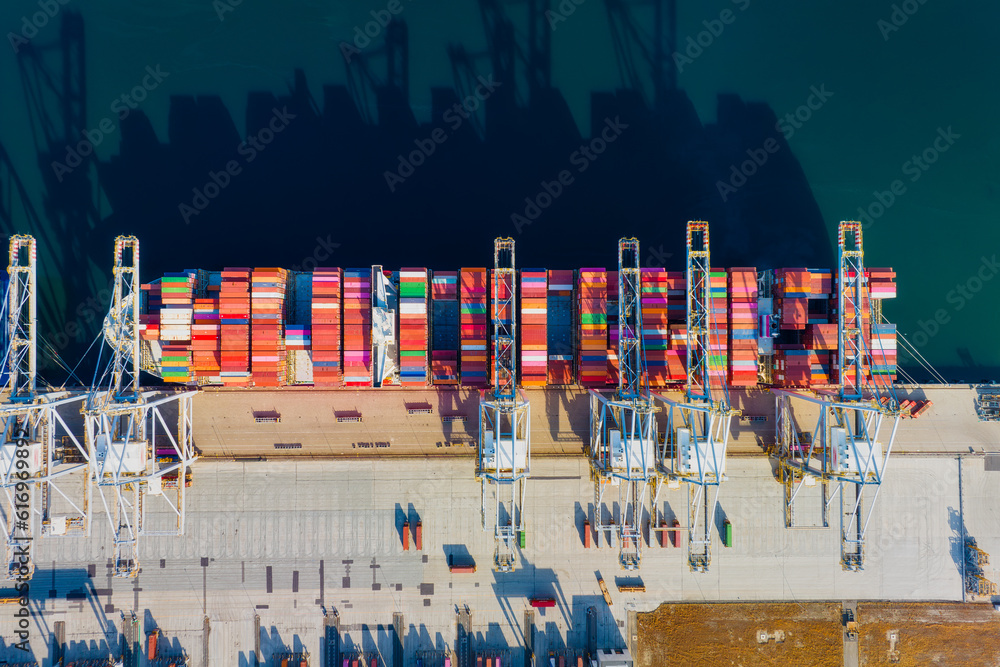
[589,238,657,571]
[773,221,900,570]
[478,237,531,572]
[85,236,197,578]
[371,265,400,387]
[0,235,89,580]
[652,221,739,572]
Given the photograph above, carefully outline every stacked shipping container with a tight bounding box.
[807,270,833,386]
[488,269,514,387]
[311,267,341,386]
[727,268,757,386]
[869,267,897,382]
[343,269,372,386]
[285,325,310,349]
[191,290,222,383]
[250,268,288,387]
[219,268,251,387]
[868,269,897,299]
[776,269,809,331]
[641,268,680,387]
[160,273,195,383]
[804,322,836,386]
[431,271,459,384]
[665,271,687,383]
[135,263,900,394]
[520,269,547,386]
[577,269,607,386]
[399,268,429,386]
[460,268,488,386]
[708,269,728,387]
[546,270,573,385]
[870,322,897,381]
[139,282,161,344]
[606,271,620,386]
[772,268,810,387]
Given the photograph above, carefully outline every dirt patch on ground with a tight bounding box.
[858,602,1000,666]
[636,602,843,667]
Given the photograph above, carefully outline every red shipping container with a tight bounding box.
[529,598,556,608]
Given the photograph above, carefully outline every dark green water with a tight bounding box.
[0,0,997,380]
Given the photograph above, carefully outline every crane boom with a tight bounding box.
[590,238,656,571]
[478,237,530,573]
[1,235,89,581]
[652,221,738,572]
[773,220,900,571]
[685,221,711,402]
[838,221,866,401]
[87,237,198,577]
[6,236,36,403]
[617,239,646,401]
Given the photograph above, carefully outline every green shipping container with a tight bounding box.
[723,519,733,547]
[399,284,425,297]
[518,530,526,549]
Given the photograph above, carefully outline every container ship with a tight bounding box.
[137,260,898,392]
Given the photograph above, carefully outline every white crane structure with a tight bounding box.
[371,265,400,387]
[589,238,657,571]
[0,235,89,581]
[477,237,530,573]
[652,221,739,572]
[773,220,900,570]
[87,236,197,578]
